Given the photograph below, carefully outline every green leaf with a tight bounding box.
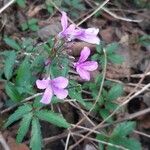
[21,22,28,31]
[105,102,118,111]
[61,57,69,77]
[30,117,42,150]
[139,35,150,47]
[111,121,136,138]
[35,110,70,128]
[68,88,86,107]
[16,112,32,143]
[107,84,123,101]
[108,54,124,64]
[99,109,113,122]
[4,51,16,80]
[16,0,26,7]
[106,43,119,54]
[4,37,21,50]
[16,58,31,86]
[28,18,38,25]
[122,138,142,150]
[29,24,39,31]
[4,104,32,128]
[5,82,22,102]
[96,133,108,150]
[108,137,142,150]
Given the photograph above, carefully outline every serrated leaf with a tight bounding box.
[21,22,28,31]
[99,109,113,123]
[4,37,21,50]
[4,51,16,80]
[16,58,31,86]
[139,35,150,47]
[16,112,32,143]
[29,24,39,31]
[4,104,32,128]
[111,121,136,138]
[68,88,86,107]
[108,136,142,150]
[5,82,22,102]
[105,102,118,111]
[28,18,38,25]
[30,117,42,150]
[108,54,124,64]
[35,110,70,128]
[96,134,108,150]
[106,43,119,54]
[107,84,123,101]
[16,0,26,7]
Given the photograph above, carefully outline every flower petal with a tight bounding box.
[40,87,53,104]
[53,87,68,99]
[85,28,99,35]
[36,79,50,89]
[52,77,69,89]
[77,34,100,45]
[78,47,91,63]
[61,11,68,31]
[76,66,90,81]
[80,61,98,71]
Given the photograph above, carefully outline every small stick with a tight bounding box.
[77,0,110,26]
[1,93,42,114]
[0,132,10,150]
[0,0,16,14]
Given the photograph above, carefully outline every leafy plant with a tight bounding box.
[138,34,150,47]
[4,103,70,150]
[97,121,142,150]
[21,18,39,31]
[92,42,124,65]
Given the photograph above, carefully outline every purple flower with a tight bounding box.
[74,28,100,44]
[36,77,69,104]
[58,11,76,41]
[74,47,98,81]
[59,12,100,44]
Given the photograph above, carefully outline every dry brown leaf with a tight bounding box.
[7,137,29,150]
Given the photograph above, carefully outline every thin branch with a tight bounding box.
[0,132,10,150]
[77,0,110,26]
[0,0,16,14]
[101,7,142,22]
[1,93,42,114]
[134,130,150,138]
[65,132,71,150]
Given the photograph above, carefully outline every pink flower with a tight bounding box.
[59,12,100,44]
[74,47,98,81]
[36,77,69,104]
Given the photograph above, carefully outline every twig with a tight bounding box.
[101,7,142,22]
[0,132,10,150]
[65,132,71,150]
[134,130,150,138]
[130,72,150,78]
[1,93,42,114]
[77,0,110,26]
[84,0,142,23]
[0,0,16,14]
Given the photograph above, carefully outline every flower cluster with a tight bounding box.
[36,12,100,104]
